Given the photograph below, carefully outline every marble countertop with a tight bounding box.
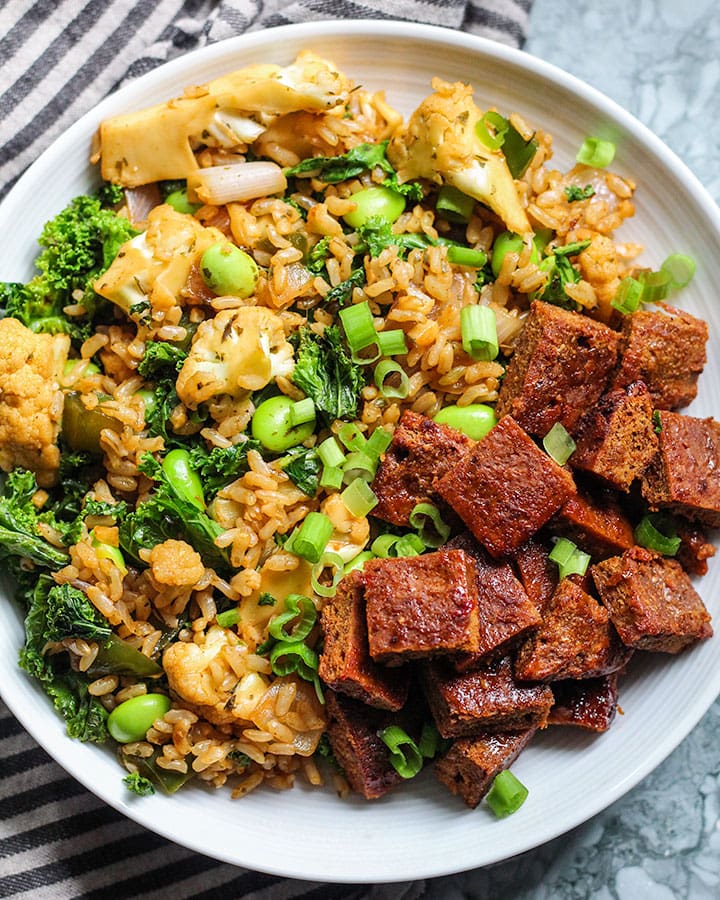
[436,1,720,897]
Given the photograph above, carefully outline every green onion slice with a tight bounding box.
[394,533,425,557]
[542,422,576,466]
[374,359,410,399]
[319,465,344,491]
[291,511,334,564]
[371,533,402,558]
[337,422,367,453]
[418,722,441,759]
[576,137,616,168]
[216,607,240,628]
[378,725,423,779]
[338,301,377,352]
[270,640,319,680]
[548,537,591,579]
[311,552,345,598]
[475,110,509,151]
[638,269,671,303]
[317,436,346,468]
[268,594,317,642]
[365,427,392,459]
[447,245,488,268]
[341,477,378,517]
[409,502,451,548]
[634,513,681,556]
[343,550,375,574]
[377,329,408,357]
[290,397,316,427]
[461,305,499,361]
[486,770,529,818]
[436,185,475,224]
[661,253,695,288]
[611,276,644,315]
[342,451,377,484]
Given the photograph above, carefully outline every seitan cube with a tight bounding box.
[514,578,633,681]
[548,674,619,733]
[319,570,410,711]
[363,549,479,665]
[495,300,620,437]
[370,409,473,526]
[571,381,658,491]
[514,539,559,616]
[434,728,536,808]
[591,546,713,653]
[435,416,576,558]
[675,519,717,577]
[549,488,635,561]
[641,411,720,527]
[421,656,553,738]
[610,304,708,410]
[447,533,541,671]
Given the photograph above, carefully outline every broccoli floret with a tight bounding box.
[0,469,70,569]
[0,192,139,342]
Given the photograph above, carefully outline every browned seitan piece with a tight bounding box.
[674,519,717,577]
[548,674,619,732]
[549,488,636,561]
[514,539,559,616]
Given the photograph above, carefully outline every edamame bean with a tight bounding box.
[434,404,497,440]
[63,358,100,377]
[162,448,205,509]
[343,186,405,230]
[107,693,171,743]
[165,189,201,215]
[136,387,157,419]
[201,242,259,298]
[491,231,540,277]
[251,395,314,453]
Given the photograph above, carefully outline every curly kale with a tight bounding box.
[0,470,70,570]
[44,583,112,644]
[187,441,261,498]
[123,772,155,796]
[137,341,188,380]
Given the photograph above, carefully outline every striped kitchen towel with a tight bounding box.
[0,1,531,897]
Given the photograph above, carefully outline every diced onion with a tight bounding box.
[189,161,287,205]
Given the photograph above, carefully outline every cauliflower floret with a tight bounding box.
[388,79,531,235]
[97,51,353,186]
[94,204,224,319]
[148,539,205,586]
[175,307,294,408]
[0,318,69,487]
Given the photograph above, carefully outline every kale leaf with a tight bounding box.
[0,470,70,569]
[123,772,156,796]
[537,240,592,310]
[280,446,321,498]
[285,141,395,183]
[137,341,188,379]
[187,441,262,498]
[44,583,112,643]
[324,268,366,307]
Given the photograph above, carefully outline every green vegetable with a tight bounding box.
[491,231,539,277]
[475,110,509,151]
[251,395,315,453]
[62,391,122,454]
[433,403,497,440]
[374,359,410,399]
[89,634,164,678]
[564,184,595,202]
[661,253,695,288]
[280,446,322,498]
[436,185,475,223]
[576,137,616,168]
[187,440,261,498]
[43,583,111,643]
[287,511,333,564]
[0,470,69,569]
[216,607,240,628]
[165,189,201,215]
[378,725,423,779]
[634,513,681,556]
[268,594,317,643]
[486,770,529,817]
[137,341,188,379]
[91,530,128,575]
[548,537,591,579]
[324,268,366,307]
[200,242,259,298]
[500,120,539,179]
[0,191,138,342]
[342,549,375,573]
[340,478,378,517]
[284,141,396,183]
[269,639,319,683]
[311,551,345,598]
[611,277,644,315]
[409,502,450,548]
[461,305,499,361]
[290,325,365,426]
[535,240,591,310]
[542,422,576,466]
[162,448,206,510]
[108,693,172,744]
[122,747,194,794]
[123,772,155,796]
[343,186,406,230]
[119,453,229,572]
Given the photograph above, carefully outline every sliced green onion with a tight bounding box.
[486,770,529,818]
[341,478,378,517]
[549,537,591,579]
[661,253,695,288]
[394,533,425,557]
[338,301,377,352]
[343,550,375,574]
[501,122,539,179]
[365,427,393,459]
[337,422,367,453]
[320,465,344,491]
[317,436,345,468]
[461,305,499,361]
[409,502,451,548]
[342,451,377,484]
[376,329,408,357]
[268,594,317,642]
[436,185,475,224]
[311,552,345,598]
[216,607,239,628]
[475,110,509,151]
[576,137,616,168]
[371,533,403,558]
[270,640,318,680]
[634,513,681,556]
[350,343,382,366]
[289,397,316,427]
[542,422,576,466]
[447,245,488,268]
[291,511,334,564]
[374,359,410,399]
[418,722,441,759]
[379,725,423,779]
[370,531,426,559]
[611,276,644,315]
[637,269,671,303]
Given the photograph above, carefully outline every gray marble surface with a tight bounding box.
[432,1,720,897]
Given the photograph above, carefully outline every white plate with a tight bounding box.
[1,20,720,884]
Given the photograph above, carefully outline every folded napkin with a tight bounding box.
[0,1,531,896]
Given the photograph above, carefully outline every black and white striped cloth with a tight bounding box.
[0,1,531,896]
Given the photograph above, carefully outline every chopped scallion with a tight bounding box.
[291,511,334,564]
[371,533,402,558]
[342,451,377,484]
[661,253,695,288]
[320,465,344,491]
[268,594,317,642]
[418,722,441,759]
[576,137,616,168]
[611,276,644,315]
[634,513,681,556]
[394,533,425,557]
[436,185,475,223]
[338,301,377,352]
[374,359,410,399]
[378,725,423,779]
[542,422,576,466]
[637,269,671,303]
[337,422,367,453]
[311,552,345,598]
[343,549,375,574]
[317,436,346,468]
[461,305,499,361]
[475,110,509,151]
[447,245,488,268]
[409,502,451,548]
[290,397,316,427]
[549,537,591,579]
[486,770,528,818]
[365,427,393,459]
[341,477,378,517]
[270,639,319,681]
[216,608,239,628]
[376,329,408,357]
